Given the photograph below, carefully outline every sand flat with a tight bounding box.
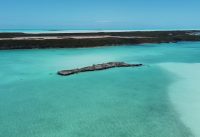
[0,35,151,41]
[159,63,200,137]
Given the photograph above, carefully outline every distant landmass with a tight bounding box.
[0,30,200,50]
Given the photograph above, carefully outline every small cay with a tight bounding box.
[58,62,143,76]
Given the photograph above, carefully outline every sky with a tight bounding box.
[0,0,200,30]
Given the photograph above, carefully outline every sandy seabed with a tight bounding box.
[160,63,200,137]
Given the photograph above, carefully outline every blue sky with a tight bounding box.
[0,0,200,29]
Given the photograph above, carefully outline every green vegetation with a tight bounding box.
[0,30,200,49]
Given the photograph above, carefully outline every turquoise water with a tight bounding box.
[0,42,200,137]
[1,29,199,33]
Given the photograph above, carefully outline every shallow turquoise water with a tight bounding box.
[0,42,200,137]
[0,29,196,33]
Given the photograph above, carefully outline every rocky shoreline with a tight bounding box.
[58,62,143,76]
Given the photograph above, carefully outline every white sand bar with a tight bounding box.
[159,63,200,137]
[0,36,152,41]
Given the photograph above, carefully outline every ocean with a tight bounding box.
[0,42,200,137]
[0,28,199,34]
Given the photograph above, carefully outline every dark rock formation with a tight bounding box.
[58,62,143,76]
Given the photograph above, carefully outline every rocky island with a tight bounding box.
[58,62,143,76]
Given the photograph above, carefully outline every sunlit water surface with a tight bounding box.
[0,42,200,137]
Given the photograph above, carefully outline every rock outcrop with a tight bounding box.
[58,62,143,76]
